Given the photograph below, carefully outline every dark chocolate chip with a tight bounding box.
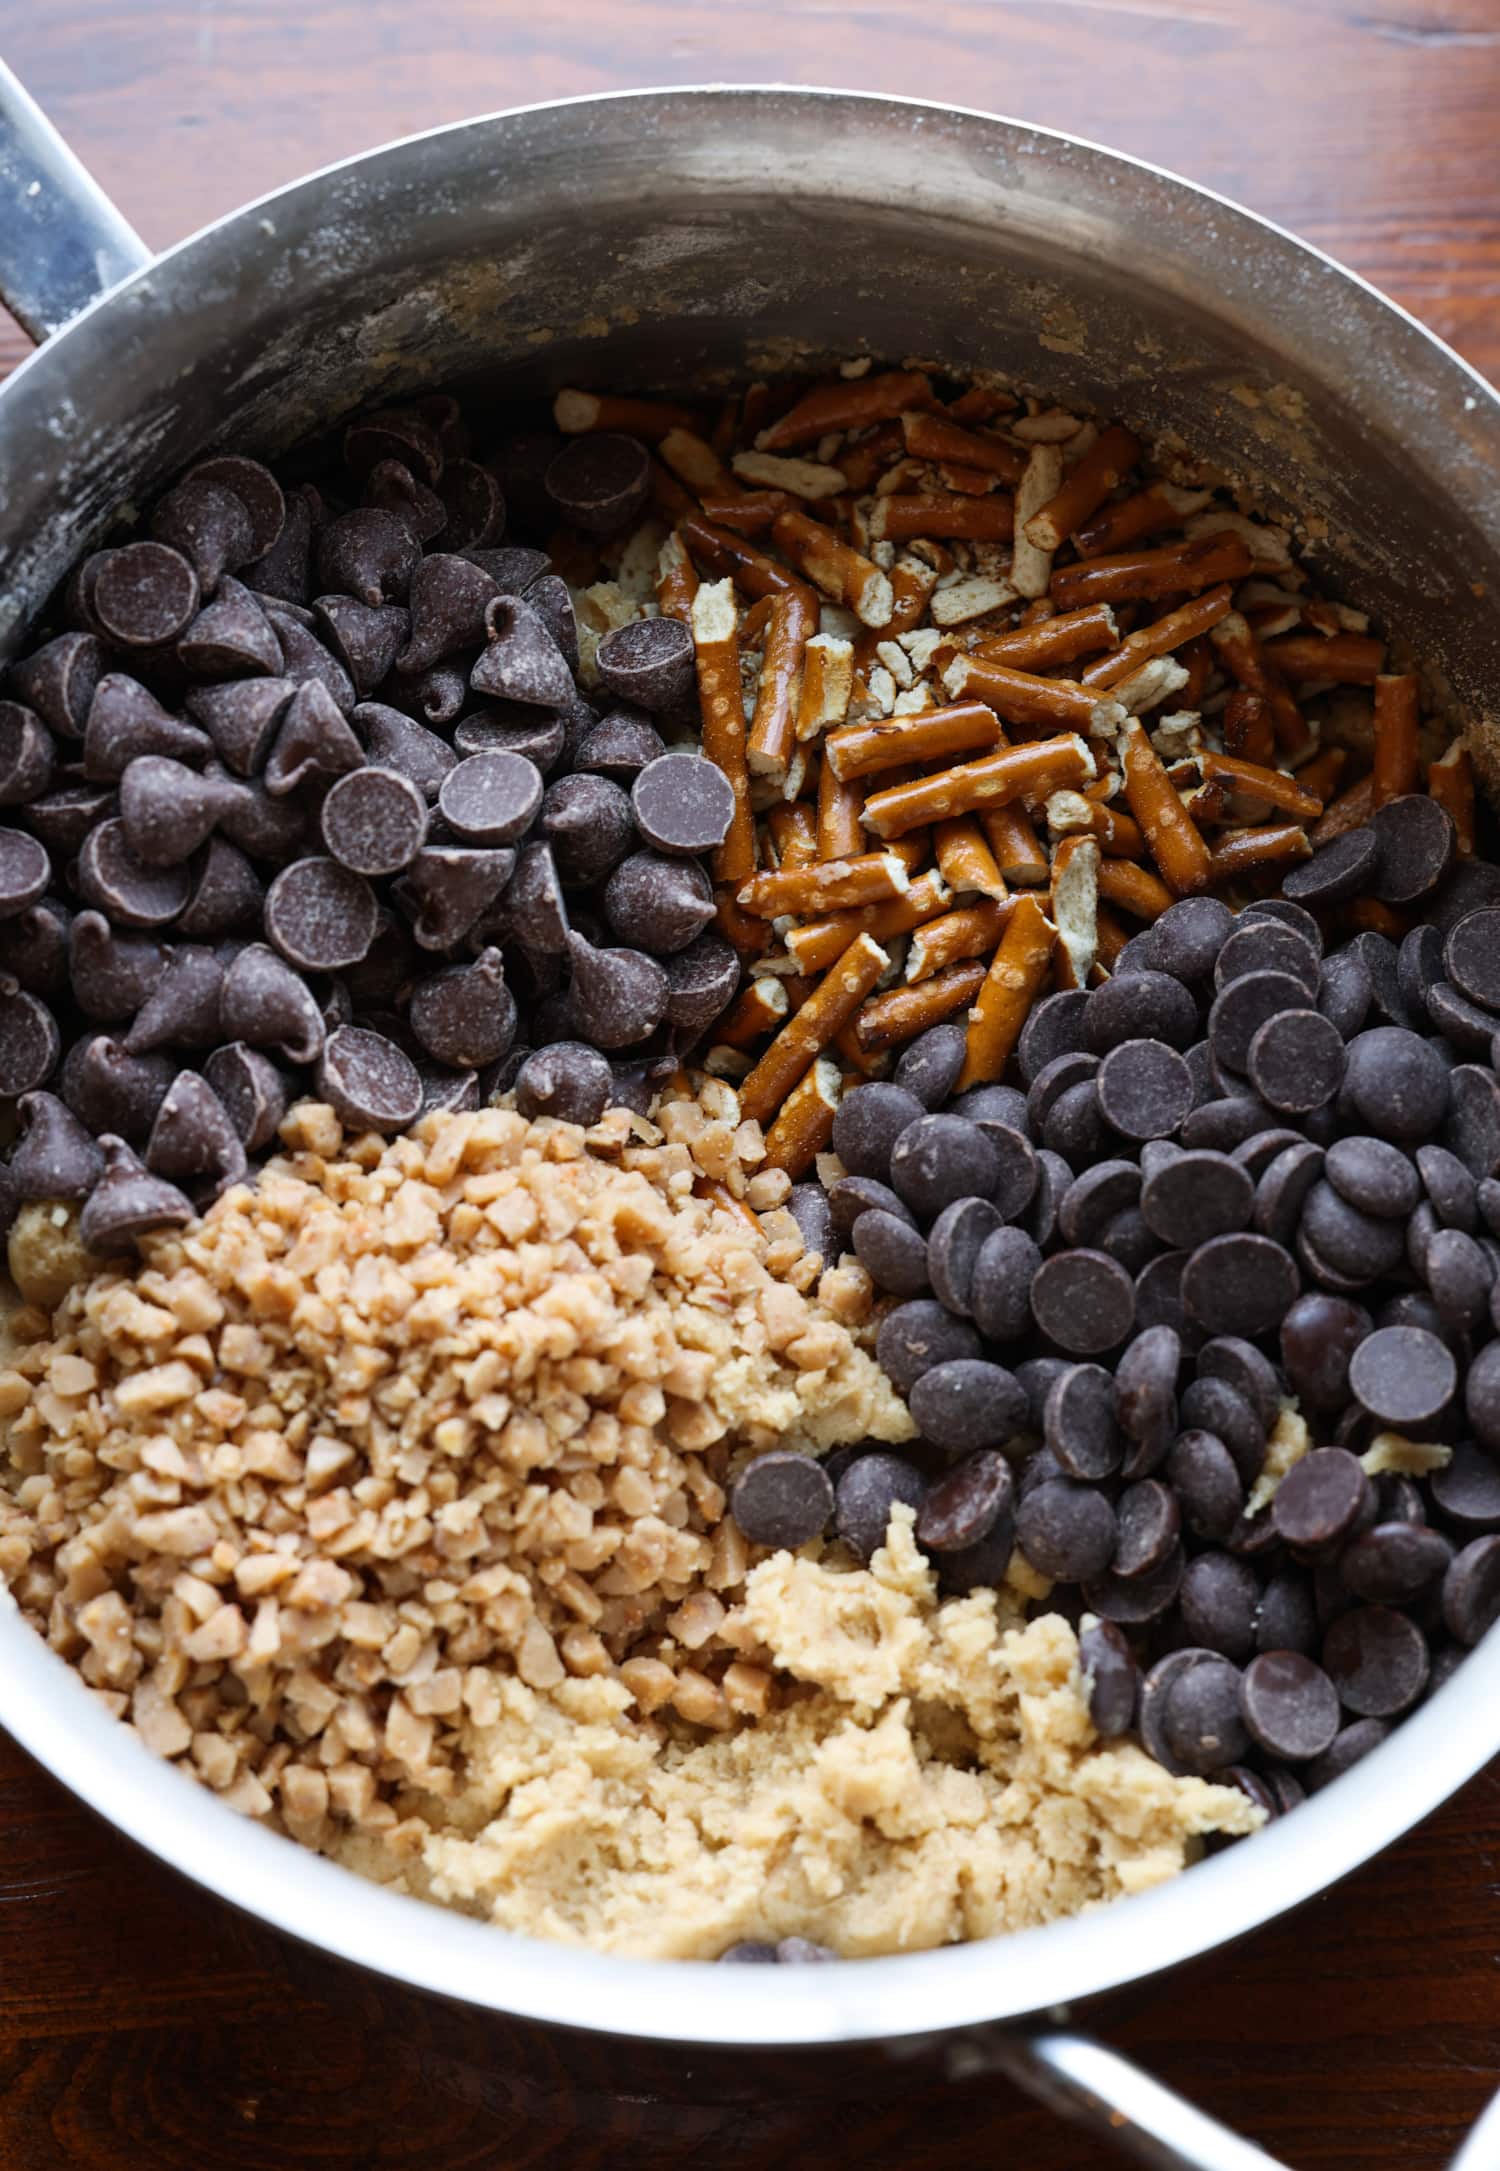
[1141,1149,1254,1251]
[908,1358,1026,1453]
[1322,1603,1428,1717]
[93,541,201,645]
[1180,1375,1265,1486]
[544,433,651,534]
[539,773,637,887]
[1167,1430,1244,1542]
[1318,947,1373,1039]
[1079,1619,1139,1734]
[1325,1135,1421,1221]
[1304,1718,1390,1792]
[314,1026,423,1132]
[926,1196,1002,1316]
[470,595,574,710]
[1095,1038,1193,1141]
[1134,1250,1193,1340]
[1208,969,1316,1074]
[1029,1248,1135,1355]
[438,752,543,846]
[1085,968,1197,1052]
[574,708,667,783]
[1300,1179,1404,1283]
[730,1450,835,1549]
[1044,1362,1123,1480]
[264,858,379,973]
[219,943,326,1065]
[185,455,286,560]
[397,845,516,953]
[830,1082,925,1182]
[119,756,240,867]
[1253,1140,1325,1246]
[596,615,697,713]
[183,675,295,778]
[513,1042,613,1127]
[0,701,55,806]
[8,629,103,740]
[1447,1062,1500,1178]
[203,1043,289,1153]
[60,1036,175,1142]
[319,767,428,878]
[1213,917,1320,995]
[1239,1651,1340,1762]
[1114,1324,1181,1470]
[631,752,736,856]
[853,1208,931,1296]
[1196,1335,1280,1433]
[1246,1008,1346,1115]
[123,945,226,1053]
[354,701,460,800]
[1180,1096,1279,1152]
[78,1133,194,1252]
[1017,1477,1117,1580]
[916,1449,1013,1553]
[177,575,283,681]
[8,1090,103,1200]
[1273,1446,1372,1554]
[145,1071,247,1198]
[1280,825,1379,906]
[395,553,500,676]
[178,836,264,939]
[1343,1523,1451,1606]
[874,1299,981,1395]
[453,707,567,771]
[1145,895,1234,982]
[1349,1324,1456,1428]
[243,483,314,603]
[261,680,364,795]
[1366,793,1454,905]
[886,1113,997,1221]
[315,507,420,607]
[566,931,670,1049]
[69,912,165,1023]
[1058,1161,1141,1249]
[1426,1226,1492,1332]
[662,931,739,1035]
[408,949,516,1069]
[1181,1231,1298,1337]
[76,821,186,928]
[834,1451,928,1562]
[1441,1534,1500,1645]
[967,1225,1042,1344]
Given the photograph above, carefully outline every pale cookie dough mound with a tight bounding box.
[0,1100,907,1836]
[406,1511,1258,1958]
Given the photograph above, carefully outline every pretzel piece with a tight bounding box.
[678,510,818,608]
[1095,857,1175,921]
[691,578,754,883]
[973,602,1120,673]
[981,804,1051,887]
[1080,586,1235,689]
[1263,632,1387,685]
[1344,897,1410,939]
[757,370,933,451]
[1429,739,1476,856]
[817,756,865,860]
[766,801,819,871]
[934,816,1008,900]
[867,494,1015,544]
[794,633,856,741]
[1371,673,1420,806]
[711,975,790,1049]
[1024,426,1141,553]
[734,451,847,500]
[906,898,1010,982]
[656,531,700,625]
[554,389,697,439]
[825,699,1000,782]
[1196,753,1323,822]
[784,868,952,975]
[699,492,788,535]
[1221,687,1275,767]
[943,653,1126,737]
[1094,903,1130,970]
[737,932,890,1123]
[1051,531,1253,609]
[772,508,894,627]
[1119,717,1213,896]
[898,409,1026,484]
[854,959,989,1051]
[1049,834,1101,991]
[658,427,741,499]
[957,893,1057,1088]
[746,588,819,783]
[762,1056,843,1176]
[862,734,1097,839]
[1206,822,1312,882]
[1309,774,1376,847]
[1294,744,1348,806]
[737,852,911,919]
[1074,480,1212,557]
[1046,788,1146,859]
[1010,443,1065,599]
[1206,609,1310,757]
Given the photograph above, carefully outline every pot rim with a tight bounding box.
[2,82,1497,2044]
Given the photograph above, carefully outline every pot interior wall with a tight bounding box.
[2,92,1496,767]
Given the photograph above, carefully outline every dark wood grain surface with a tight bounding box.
[3,3,1500,2164]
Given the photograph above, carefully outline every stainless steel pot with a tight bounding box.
[2,67,1499,2171]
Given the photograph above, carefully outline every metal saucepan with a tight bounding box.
[2,69,1499,2171]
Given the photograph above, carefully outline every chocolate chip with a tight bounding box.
[853,1208,931,1296]
[1017,1478,1117,1580]
[1318,947,1373,1039]
[186,455,286,560]
[1044,1362,1123,1479]
[0,829,48,924]
[1272,1447,1371,1555]
[1166,1430,1243,1541]
[1181,1232,1298,1337]
[525,575,580,675]
[830,1174,915,1240]
[79,1133,195,1252]
[7,1089,102,1202]
[926,1195,1002,1315]
[408,949,516,1069]
[1180,1095,1279,1152]
[123,945,226,1053]
[1441,1535,1500,1645]
[1304,1717,1391,1792]
[1208,969,1316,1074]
[315,507,420,608]
[0,982,58,1096]
[264,858,379,972]
[9,630,103,739]
[1085,968,1198,1052]
[77,821,187,928]
[1095,1038,1193,1141]
[1441,907,1500,1019]
[145,1072,247,1198]
[243,482,313,603]
[574,708,667,783]
[92,541,202,645]
[630,752,736,857]
[60,1036,175,1142]
[1246,1008,1346,1114]
[354,701,460,800]
[917,1450,1014,1554]
[1179,1376,1265,1486]
[908,1358,1026,1454]
[1030,1248,1135,1354]
[1178,1552,1260,1662]
[1417,1142,1479,1231]
[1059,1160,1141,1248]
[397,845,516,953]
[539,773,637,886]
[1026,1050,1098,1134]
[566,932,670,1049]
[1162,1655,1249,1775]
[1134,1250,1194,1340]
[316,767,428,879]
[955,1081,1032,1129]
[830,1083,925,1182]
[1343,1523,1452,1606]
[468,543,551,596]
[1114,1324,1181,1471]
[392,553,499,676]
[25,784,115,856]
[663,931,739,1036]
[0,701,55,806]
[220,943,326,1065]
[1323,1135,1420,1221]
[730,1450,835,1549]
[1280,825,1380,906]
[1214,918,1320,996]
[1366,793,1455,905]
[1253,1140,1325,1245]
[885,1113,996,1221]
[1082,1539,1186,1624]
[1042,1078,1110,1163]
[1237,1651,1340,1763]
[313,1026,423,1132]
[600,850,718,957]
[438,752,544,846]
[1349,1324,1456,1427]
[178,837,265,939]
[1145,895,1234,982]
[68,912,164,1023]
[835,1451,928,1562]
[1141,1150,1253,1249]
[1426,1226,1492,1331]
[596,615,698,713]
[1300,1179,1404,1282]
[965,1225,1041,1343]
[261,680,364,796]
[545,433,651,534]
[1431,1437,1500,1528]
[1322,1603,1428,1717]
[119,756,240,867]
[876,1305,982,1403]
[786,1183,836,1266]
[513,1042,613,1127]
[453,708,568,773]
[312,597,409,699]
[177,575,283,681]
[1196,1335,1281,1433]
[470,595,574,710]
[203,1043,289,1152]
[0,897,68,1003]
[1079,1619,1139,1734]
[1446,1063,1500,1177]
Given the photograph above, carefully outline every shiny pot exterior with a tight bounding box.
[0,87,1499,2062]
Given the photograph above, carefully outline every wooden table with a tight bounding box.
[3,4,1500,2164]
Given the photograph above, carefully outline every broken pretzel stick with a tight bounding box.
[1344,896,1410,940]
[1429,739,1476,856]
[677,510,818,609]
[899,409,1026,484]
[1074,480,1211,558]
[1080,585,1235,689]
[934,816,1008,900]
[1262,632,1387,685]
[1120,716,1213,897]
[1206,609,1310,757]
[712,976,790,1049]
[763,1056,843,1177]
[656,531,700,626]
[1094,902,1130,971]
[862,733,1097,839]
[957,893,1058,1088]
[906,898,1010,982]
[1049,833,1101,991]
[737,932,890,1124]
[737,851,911,920]
[1371,672,1420,806]
[817,755,865,860]
[973,601,1120,673]
[648,458,697,524]
[1309,774,1376,848]
[825,698,999,783]
[794,632,856,742]
[1046,788,1146,859]
[734,450,847,500]
[1221,686,1276,767]
[658,427,743,500]
[785,868,953,975]
[1195,753,1323,822]
[757,369,934,451]
[692,579,755,884]
[1010,443,1065,600]
[854,958,989,1052]
[766,801,819,871]
[838,421,905,492]
[1206,822,1312,883]
[747,587,819,783]
[1096,856,1175,921]
[1050,530,1254,609]
[943,653,1126,737]
[981,803,1051,888]
[554,389,698,439]
[1294,743,1348,806]
[867,494,1015,544]
[714,887,772,958]
[772,507,893,627]
[739,594,776,649]
[1024,425,1141,553]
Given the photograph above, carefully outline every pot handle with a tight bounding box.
[0,60,151,344]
